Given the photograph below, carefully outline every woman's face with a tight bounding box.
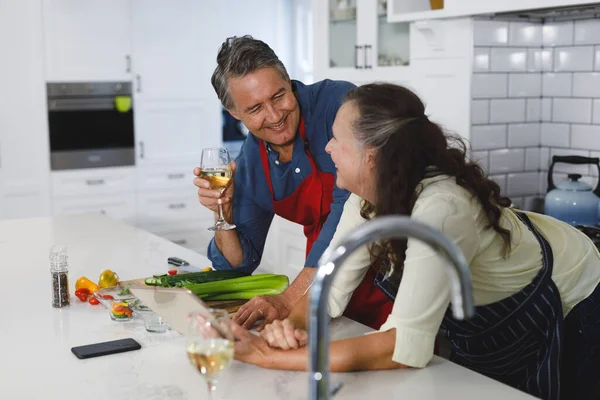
[325,101,376,201]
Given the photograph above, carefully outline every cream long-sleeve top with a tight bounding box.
[327,175,600,368]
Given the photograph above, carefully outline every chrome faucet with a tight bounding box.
[308,215,475,400]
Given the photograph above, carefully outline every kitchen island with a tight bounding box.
[0,214,535,399]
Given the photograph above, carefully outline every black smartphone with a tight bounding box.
[71,338,141,359]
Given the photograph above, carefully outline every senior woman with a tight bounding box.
[231,83,600,400]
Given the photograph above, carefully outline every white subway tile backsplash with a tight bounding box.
[594,99,600,124]
[508,74,542,98]
[526,99,542,122]
[542,98,553,122]
[509,22,542,47]
[573,72,600,97]
[474,20,509,46]
[571,125,600,151]
[471,100,490,124]
[590,151,600,177]
[541,123,570,147]
[471,125,507,150]
[491,48,527,72]
[473,47,491,72]
[473,18,600,200]
[540,173,549,193]
[550,148,591,175]
[490,148,525,173]
[507,172,540,196]
[542,73,572,97]
[527,49,553,72]
[490,99,526,123]
[525,148,541,171]
[541,147,550,170]
[524,196,544,212]
[471,150,489,171]
[554,46,595,72]
[543,21,574,46]
[574,19,600,45]
[552,98,592,124]
[508,123,540,147]
[490,174,507,194]
[472,74,509,98]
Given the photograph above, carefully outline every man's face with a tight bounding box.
[227,67,300,147]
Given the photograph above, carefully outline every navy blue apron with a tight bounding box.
[374,211,564,400]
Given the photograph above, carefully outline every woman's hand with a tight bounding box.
[232,321,275,368]
[261,319,308,350]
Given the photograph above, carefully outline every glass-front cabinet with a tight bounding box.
[314,0,411,82]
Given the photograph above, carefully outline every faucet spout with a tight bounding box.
[308,215,475,400]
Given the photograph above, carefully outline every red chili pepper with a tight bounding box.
[167,269,178,276]
[98,294,114,300]
[88,296,100,305]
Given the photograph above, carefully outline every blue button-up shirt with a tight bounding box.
[208,79,355,274]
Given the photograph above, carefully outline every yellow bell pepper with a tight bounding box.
[98,269,119,288]
[75,276,100,294]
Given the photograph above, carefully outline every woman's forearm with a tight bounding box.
[263,329,407,372]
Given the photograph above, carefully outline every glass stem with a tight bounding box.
[207,380,217,400]
[217,201,226,224]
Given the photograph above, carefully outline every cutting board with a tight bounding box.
[120,277,247,314]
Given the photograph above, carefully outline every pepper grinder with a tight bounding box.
[50,245,70,308]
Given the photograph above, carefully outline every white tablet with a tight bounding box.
[129,286,216,335]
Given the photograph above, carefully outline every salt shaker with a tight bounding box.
[50,245,70,308]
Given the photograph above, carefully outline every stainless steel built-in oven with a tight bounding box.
[47,81,135,170]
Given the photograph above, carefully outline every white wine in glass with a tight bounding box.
[200,147,236,231]
[187,309,234,399]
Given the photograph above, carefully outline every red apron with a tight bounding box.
[259,118,393,329]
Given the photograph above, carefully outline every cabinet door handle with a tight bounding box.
[85,179,105,185]
[355,45,364,69]
[365,45,373,69]
[125,55,132,73]
[168,173,185,180]
[139,141,145,159]
[136,74,141,92]
[172,239,188,245]
[168,203,186,210]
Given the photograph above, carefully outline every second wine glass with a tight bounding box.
[200,147,236,231]
[187,309,234,399]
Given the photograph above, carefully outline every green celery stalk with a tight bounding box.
[185,274,289,297]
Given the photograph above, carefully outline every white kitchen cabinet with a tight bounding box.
[51,167,136,197]
[134,99,222,166]
[42,0,132,82]
[136,190,211,229]
[53,193,137,226]
[131,0,224,100]
[313,0,411,82]
[0,0,51,220]
[389,0,598,22]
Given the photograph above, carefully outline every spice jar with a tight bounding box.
[50,245,70,308]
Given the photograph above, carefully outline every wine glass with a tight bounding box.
[187,309,234,399]
[200,147,236,231]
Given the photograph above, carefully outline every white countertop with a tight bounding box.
[0,214,536,399]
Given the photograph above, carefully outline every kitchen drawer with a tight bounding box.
[136,165,195,191]
[137,190,212,228]
[52,193,136,224]
[150,225,212,255]
[51,167,136,197]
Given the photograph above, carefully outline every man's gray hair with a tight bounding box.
[211,35,290,110]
